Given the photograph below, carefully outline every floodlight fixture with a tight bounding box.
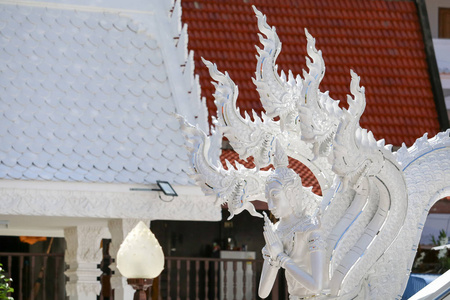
[154,180,178,197]
[129,180,178,197]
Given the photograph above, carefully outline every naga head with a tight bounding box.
[253,6,342,160]
[330,71,388,191]
[295,30,342,158]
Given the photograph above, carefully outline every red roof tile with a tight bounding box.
[220,149,322,195]
[182,0,441,148]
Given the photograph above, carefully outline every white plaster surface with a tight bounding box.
[434,39,450,75]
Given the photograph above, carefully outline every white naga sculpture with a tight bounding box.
[179,7,450,299]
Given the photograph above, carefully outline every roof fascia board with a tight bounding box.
[0,215,111,237]
[150,0,196,124]
[416,0,450,130]
[0,226,66,237]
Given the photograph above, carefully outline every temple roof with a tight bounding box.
[0,1,206,185]
[182,0,442,147]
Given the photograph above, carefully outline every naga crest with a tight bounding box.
[180,6,450,299]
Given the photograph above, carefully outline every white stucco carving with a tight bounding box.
[64,225,108,300]
[0,182,220,222]
[180,6,450,299]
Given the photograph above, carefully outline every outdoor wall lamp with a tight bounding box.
[116,221,164,300]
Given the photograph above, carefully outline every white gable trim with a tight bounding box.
[151,1,196,124]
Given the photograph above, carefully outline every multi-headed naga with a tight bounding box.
[179,7,450,299]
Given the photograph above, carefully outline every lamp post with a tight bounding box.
[116,221,165,300]
[126,278,153,300]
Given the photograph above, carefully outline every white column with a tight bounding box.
[108,218,150,300]
[64,225,108,300]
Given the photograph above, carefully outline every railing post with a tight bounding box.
[232,261,237,300]
[242,261,246,300]
[252,260,257,300]
[7,256,12,278]
[223,260,228,300]
[42,256,48,300]
[176,260,181,300]
[186,259,191,299]
[214,260,219,300]
[195,260,200,300]
[30,256,35,300]
[204,260,209,300]
[19,256,24,300]
[167,259,172,299]
[54,256,61,300]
